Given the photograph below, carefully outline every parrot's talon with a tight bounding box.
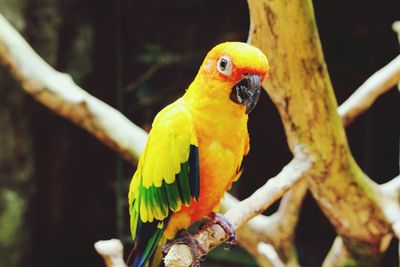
[162,230,206,267]
[201,213,238,246]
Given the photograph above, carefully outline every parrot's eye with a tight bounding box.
[217,56,232,76]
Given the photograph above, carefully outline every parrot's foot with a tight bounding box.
[162,230,206,267]
[201,213,238,247]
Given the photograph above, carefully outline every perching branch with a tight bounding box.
[164,153,313,267]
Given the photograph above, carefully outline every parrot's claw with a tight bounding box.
[162,230,206,267]
[200,213,238,247]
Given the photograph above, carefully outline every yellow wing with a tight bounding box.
[128,99,200,267]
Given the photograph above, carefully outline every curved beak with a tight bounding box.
[230,74,262,114]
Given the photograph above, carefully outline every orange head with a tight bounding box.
[188,42,269,114]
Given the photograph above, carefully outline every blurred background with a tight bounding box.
[0,0,399,266]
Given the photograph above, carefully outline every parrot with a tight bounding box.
[128,42,269,267]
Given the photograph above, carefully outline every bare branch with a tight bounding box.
[338,55,400,126]
[0,13,147,164]
[380,175,400,238]
[393,21,400,48]
[381,175,400,195]
[257,243,285,267]
[94,239,126,267]
[394,20,400,97]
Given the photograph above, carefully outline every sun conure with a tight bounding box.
[128,42,269,267]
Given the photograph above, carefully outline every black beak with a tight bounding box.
[230,74,262,114]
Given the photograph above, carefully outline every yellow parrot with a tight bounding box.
[128,42,269,267]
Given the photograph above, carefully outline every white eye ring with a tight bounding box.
[217,56,232,76]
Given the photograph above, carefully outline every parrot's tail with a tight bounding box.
[127,242,162,267]
[131,220,166,267]
[149,243,165,267]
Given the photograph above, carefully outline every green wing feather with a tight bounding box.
[128,101,200,267]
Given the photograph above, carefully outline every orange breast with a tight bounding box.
[164,111,248,240]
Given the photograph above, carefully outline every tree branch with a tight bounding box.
[392,21,400,176]
[94,239,126,267]
[380,175,400,238]
[338,55,400,126]
[0,14,147,164]
[257,243,285,267]
[393,21,400,52]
